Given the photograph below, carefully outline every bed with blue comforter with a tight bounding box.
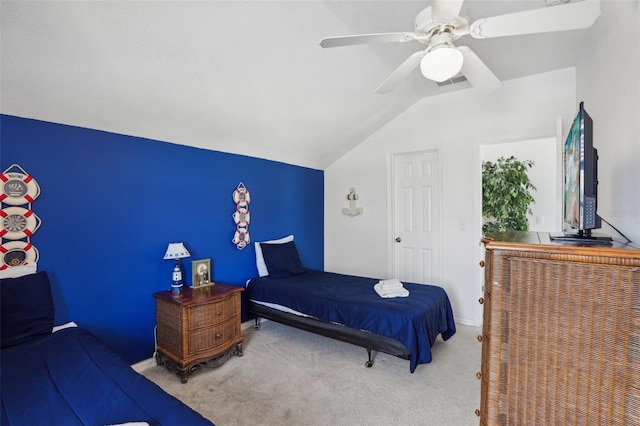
[0,271,213,426]
[248,269,456,373]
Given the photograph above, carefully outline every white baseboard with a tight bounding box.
[132,319,259,373]
[456,318,480,327]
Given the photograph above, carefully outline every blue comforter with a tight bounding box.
[248,269,456,372]
[0,327,213,426]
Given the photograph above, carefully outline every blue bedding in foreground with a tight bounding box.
[0,327,213,426]
[248,269,456,372]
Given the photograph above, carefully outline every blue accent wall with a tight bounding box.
[0,114,324,363]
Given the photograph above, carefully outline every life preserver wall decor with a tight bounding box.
[1,164,41,270]
[1,164,41,205]
[0,207,42,239]
[231,182,250,250]
[0,241,39,270]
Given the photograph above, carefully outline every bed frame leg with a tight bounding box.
[365,348,374,368]
[254,317,261,331]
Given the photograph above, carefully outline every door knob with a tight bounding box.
[395,237,401,242]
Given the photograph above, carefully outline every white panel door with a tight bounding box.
[392,150,441,284]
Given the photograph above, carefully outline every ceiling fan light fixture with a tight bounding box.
[420,46,464,82]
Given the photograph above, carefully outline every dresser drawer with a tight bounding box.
[188,316,239,354]
[188,294,237,329]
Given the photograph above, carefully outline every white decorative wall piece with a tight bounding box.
[342,187,363,217]
[231,182,250,249]
[1,164,41,271]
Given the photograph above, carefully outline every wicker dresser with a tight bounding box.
[478,232,639,426]
[153,283,243,383]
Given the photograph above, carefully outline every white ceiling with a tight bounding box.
[1,1,602,169]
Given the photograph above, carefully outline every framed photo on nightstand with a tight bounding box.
[191,258,213,287]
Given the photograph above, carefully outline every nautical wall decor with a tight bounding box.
[1,164,42,270]
[0,207,41,240]
[1,164,40,205]
[232,182,250,250]
[342,187,363,217]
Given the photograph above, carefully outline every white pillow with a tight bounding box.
[52,322,78,333]
[0,263,37,279]
[255,235,294,277]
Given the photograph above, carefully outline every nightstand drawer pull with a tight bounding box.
[475,409,481,417]
[477,335,483,342]
[479,260,485,267]
[478,297,484,305]
[476,372,482,380]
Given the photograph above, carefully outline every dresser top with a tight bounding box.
[153,283,243,306]
[482,231,640,259]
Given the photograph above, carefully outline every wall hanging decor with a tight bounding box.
[0,241,39,268]
[1,164,41,205]
[1,164,41,271]
[342,187,363,217]
[232,182,250,250]
[0,207,42,240]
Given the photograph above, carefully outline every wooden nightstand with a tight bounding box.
[153,283,243,383]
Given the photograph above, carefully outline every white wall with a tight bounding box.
[325,69,577,325]
[324,0,639,329]
[575,0,640,244]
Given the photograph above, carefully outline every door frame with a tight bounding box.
[386,148,444,283]
[474,119,563,325]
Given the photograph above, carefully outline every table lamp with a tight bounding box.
[163,242,191,294]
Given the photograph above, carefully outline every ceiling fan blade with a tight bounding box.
[320,32,416,48]
[470,0,600,39]
[431,0,465,23]
[458,46,502,94]
[375,50,425,94]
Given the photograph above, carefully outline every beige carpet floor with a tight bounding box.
[142,321,482,426]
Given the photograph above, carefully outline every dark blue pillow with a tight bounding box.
[260,241,306,279]
[1,271,54,348]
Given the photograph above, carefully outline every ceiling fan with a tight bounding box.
[320,0,601,94]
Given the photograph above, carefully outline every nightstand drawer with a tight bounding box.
[188,294,237,329]
[188,316,238,354]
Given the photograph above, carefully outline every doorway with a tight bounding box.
[390,150,442,285]
[476,136,559,325]
[480,137,559,232]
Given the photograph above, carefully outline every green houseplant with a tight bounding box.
[482,156,536,233]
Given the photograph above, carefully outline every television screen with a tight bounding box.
[563,110,582,230]
[559,101,607,242]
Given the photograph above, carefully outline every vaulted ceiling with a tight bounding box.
[1,1,604,169]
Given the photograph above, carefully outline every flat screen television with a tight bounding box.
[554,102,611,243]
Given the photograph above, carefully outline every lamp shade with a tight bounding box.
[420,46,464,82]
[163,242,191,260]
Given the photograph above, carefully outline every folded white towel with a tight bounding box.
[107,423,150,426]
[374,282,409,298]
[378,278,404,289]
